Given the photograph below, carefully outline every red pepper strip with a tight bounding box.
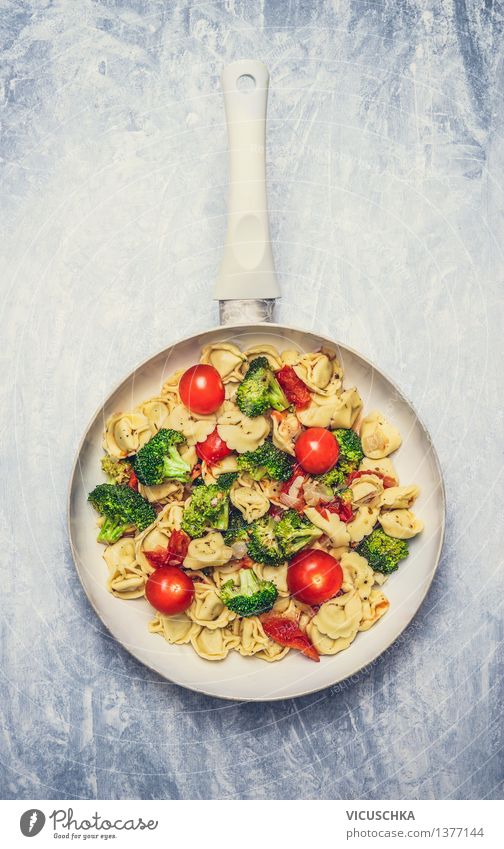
[261,617,320,662]
[275,366,311,410]
[128,470,139,491]
[144,529,190,569]
[346,469,396,488]
[316,499,355,524]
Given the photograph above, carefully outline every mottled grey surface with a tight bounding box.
[1,0,503,800]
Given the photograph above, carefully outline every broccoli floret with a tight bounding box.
[132,428,190,485]
[356,527,409,574]
[223,506,250,545]
[220,568,278,617]
[246,516,285,566]
[334,428,364,475]
[181,483,230,538]
[274,509,323,558]
[318,465,347,490]
[236,357,290,417]
[88,483,155,544]
[215,472,239,491]
[237,440,295,482]
[100,455,131,485]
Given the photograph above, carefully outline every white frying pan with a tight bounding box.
[68,60,445,701]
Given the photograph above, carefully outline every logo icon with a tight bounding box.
[20,810,46,837]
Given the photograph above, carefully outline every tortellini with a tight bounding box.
[104,538,150,599]
[245,344,283,370]
[138,480,184,504]
[348,473,384,507]
[307,591,363,655]
[135,397,172,432]
[360,411,402,459]
[135,522,171,571]
[183,532,233,570]
[297,388,362,429]
[359,589,390,631]
[378,509,424,539]
[149,612,200,645]
[380,485,419,510]
[294,350,343,396]
[271,412,302,456]
[191,626,240,661]
[341,551,375,601]
[217,403,270,453]
[187,580,236,629]
[230,480,270,522]
[166,404,216,445]
[304,507,350,547]
[254,562,289,597]
[232,616,271,656]
[201,454,239,485]
[346,505,380,543]
[200,342,247,382]
[104,411,152,458]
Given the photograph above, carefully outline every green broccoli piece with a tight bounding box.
[318,430,364,491]
[223,506,250,545]
[318,465,347,490]
[356,527,409,574]
[247,516,285,566]
[215,472,239,491]
[236,357,290,417]
[237,440,295,482]
[100,455,132,485]
[220,568,278,617]
[88,483,156,544]
[132,428,190,485]
[274,509,323,559]
[181,483,230,538]
[334,428,364,475]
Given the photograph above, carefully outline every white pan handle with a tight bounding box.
[215,60,280,321]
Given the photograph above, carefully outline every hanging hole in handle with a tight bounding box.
[236,74,256,93]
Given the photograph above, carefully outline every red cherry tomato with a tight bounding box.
[287,548,343,606]
[196,427,232,465]
[294,427,339,474]
[179,364,225,415]
[145,565,194,615]
[261,617,319,662]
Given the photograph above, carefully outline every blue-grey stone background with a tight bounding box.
[1,0,503,800]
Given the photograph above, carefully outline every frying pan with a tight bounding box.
[68,60,445,701]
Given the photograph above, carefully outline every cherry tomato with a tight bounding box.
[261,617,319,662]
[294,427,339,475]
[145,565,194,615]
[287,548,343,606]
[275,366,311,410]
[179,364,225,415]
[196,427,232,465]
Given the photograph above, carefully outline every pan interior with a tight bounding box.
[68,324,445,701]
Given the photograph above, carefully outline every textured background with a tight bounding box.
[1,0,503,800]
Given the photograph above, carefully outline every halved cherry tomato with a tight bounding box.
[144,529,190,569]
[145,565,194,615]
[347,469,396,488]
[275,366,311,410]
[179,364,225,415]
[195,427,232,465]
[261,617,319,662]
[295,427,339,475]
[127,469,139,491]
[316,499,355,523]
[287,548,343,606]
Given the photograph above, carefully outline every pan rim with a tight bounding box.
[67,321,446,702]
